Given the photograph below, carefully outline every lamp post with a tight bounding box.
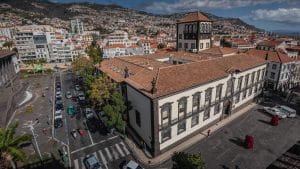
[23,120,42,161]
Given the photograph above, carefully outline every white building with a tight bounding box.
[105,30,137,47]
[102,44,144,59]
[0,27,13,39]
[71,19,84,34]
[99,53,267,157]
[246,49,295,91]
[177,12,212,52]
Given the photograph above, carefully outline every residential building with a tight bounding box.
[105,30,137,47]
[0,27,13,39]
[98,53,267,157]
[177,12,212,52]
[102,44,144,59]
[71,19,84,34]
[256,40,286,51]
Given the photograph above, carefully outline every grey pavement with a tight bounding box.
[157,90,300,169]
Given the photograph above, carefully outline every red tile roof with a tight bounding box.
[200,47,238,56]
[0,50,15,59]
[246,49,294,63]
[98,53,266,98]
[257,40,283,47]
[178,12,211,23]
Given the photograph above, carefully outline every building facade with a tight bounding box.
[177,12,212,52]
[71,19,84,35]
[0,50,19,87]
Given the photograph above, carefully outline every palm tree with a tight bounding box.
[2,41,13,50]
[0,122,32,169]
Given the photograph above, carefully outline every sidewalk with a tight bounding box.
[125,102,257,167]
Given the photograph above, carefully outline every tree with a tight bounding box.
[0,122,32,169]
[102,92,126,133]
[87,74,117,108]
[2,41,13,50]
[85,44,103,64]
[172,152,205,169]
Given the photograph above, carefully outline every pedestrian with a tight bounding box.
[207,129,211,137]
[42,128,46,135]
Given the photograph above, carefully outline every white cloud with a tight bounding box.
[252,8,300,24]
[144,0,289,13]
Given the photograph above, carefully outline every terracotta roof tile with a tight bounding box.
[246,49,294,63]
[257,40,283,47]
[179,12,210,23]
[200,47,238,56]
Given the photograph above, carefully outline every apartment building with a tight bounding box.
[256,40,286,51]
[177,12,212,52]
[246,49,295,91]
[71,19,84,34]
[105,30,137,47]
[98,53,267,157]
[102,44,143,59]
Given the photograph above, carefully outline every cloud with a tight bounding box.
[251,8,300,24]
[144,0,289,14]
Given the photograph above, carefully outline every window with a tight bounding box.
[191,115,199,127]
[203,108,210,121]
[200,43,203,49]
[242,90,247,99]
[248,87,252,96]
[254,85,258,93]
[270,72,275,79]
[261,68,265,80]
[162,128,171,142]
[237,76,243,91]
[283,65,286,71]
[244,74,249,87]
[256,70,261,82]
[215,85,222,101]
[135,110,141,127]
[178,97,187,119]
[272,64,277,69]
[285,73,288,78]
[251,72,255,84]
[214,104,220,115]
[177,120,186,134]
[206,42,210,48]
[179,34,182,39]
[281,74,284,79]
[161,103,171,127]
[184,43,188,49]
[192,93,201,114]
[226,78,234,96]
[178,43,182,48]
[205,88,212,105]
[191,43,196,49]
[235,94,240,103]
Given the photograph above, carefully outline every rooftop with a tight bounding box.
[178,12,211,23]
[0,50,15,59]
[246,49,294,63]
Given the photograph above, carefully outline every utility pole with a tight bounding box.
[23,120,43,161]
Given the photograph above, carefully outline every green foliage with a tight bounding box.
[102,92,126,133]
[0,122,32,167]
[2,41,13,50]
[72,57,94,74]
[87,74,117,108]
[158,43,166,49]
[85,44,103,64]
[172,152,205,169]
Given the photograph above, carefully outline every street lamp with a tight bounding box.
[23,119,42,161]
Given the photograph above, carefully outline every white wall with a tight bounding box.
[127,85,153,148]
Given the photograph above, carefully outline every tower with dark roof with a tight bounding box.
[176,12,212,52]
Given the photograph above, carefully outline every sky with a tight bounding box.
[52,0,300,32]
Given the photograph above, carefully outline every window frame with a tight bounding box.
[135,110,141,127]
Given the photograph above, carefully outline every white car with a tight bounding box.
[123,160,143,169]
[263,107,287,119]
[65,91,72,99]
[275,105,297,118]
[54,110,63,119]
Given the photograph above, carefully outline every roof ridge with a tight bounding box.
[276,51,282,63]
[116,57,146,69]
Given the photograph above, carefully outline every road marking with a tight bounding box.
[74,159,79,169]
[98,150,107,164]
[80,157,86,169]
[120,141,130,155]
[104,148,113,161]
[93,152,98,160]
[110,146,119,160]
[71,135,118,154]
[115,144,125,157]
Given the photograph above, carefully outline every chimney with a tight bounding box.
[265,53,268,60]
[151,77,157,94]
[124,66,129,78]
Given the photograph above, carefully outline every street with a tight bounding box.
[54,71,134,169]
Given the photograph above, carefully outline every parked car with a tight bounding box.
[97,111,105,123]
[56,100,64,110]
[263,107,287,119]
[54,118,63,128]
[54,110,63,119]
[84,108,94,119]
[65,91,72,99]
[75,85,80,91]
[275,105,297,118]
[83,154,102,169]
[78,92,85,103]
[123,160,143,169]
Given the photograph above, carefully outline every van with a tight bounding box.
[277,105,297,118]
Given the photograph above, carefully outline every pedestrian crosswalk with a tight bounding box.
[73,141,130,169]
